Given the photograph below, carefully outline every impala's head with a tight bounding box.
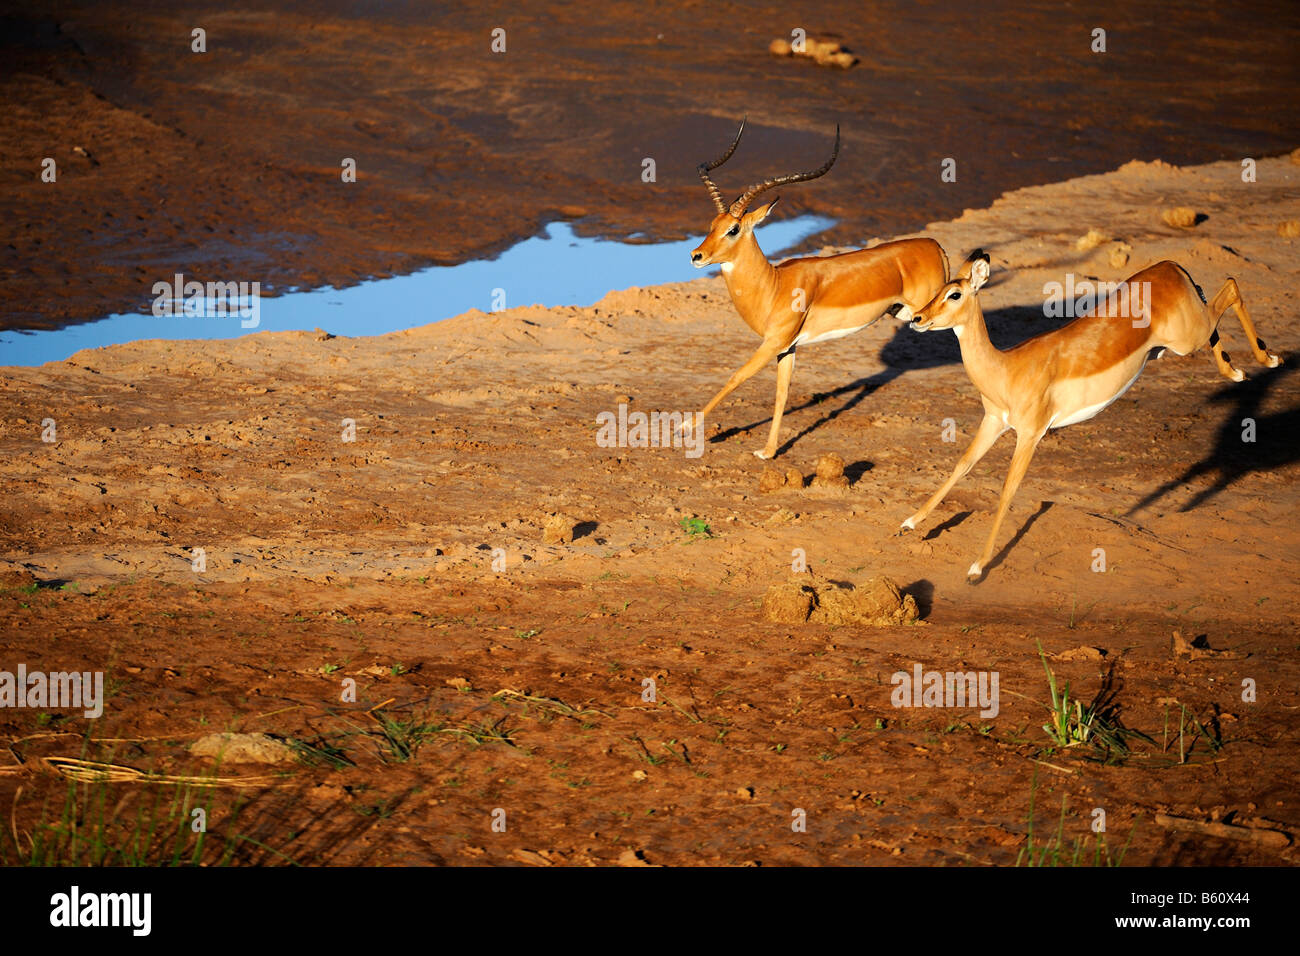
[911,251,990,332]
[690,118,840,269]
[691,200,781,268]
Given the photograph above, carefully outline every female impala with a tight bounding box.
[684,119,948,459]
[901,251,1282,582]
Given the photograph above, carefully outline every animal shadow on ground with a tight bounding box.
[901,579,935,617]
[1128,364,1299,515]
[982,500,1055,577]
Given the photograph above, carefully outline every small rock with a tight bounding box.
[1162,206,1199,229]
[1075,228,1107,251]
[190,733,295,765]
[810,453,850,490]
[758,466,786,494]
[543,512,576,545]
[1055,645,1106,662]
[1172,630,1242,660]
[1108,242,1132,269]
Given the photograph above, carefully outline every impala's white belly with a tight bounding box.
[793,323,870,347]
[1049,356,1148,430]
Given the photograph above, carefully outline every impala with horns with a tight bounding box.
[684,119,949,459]
[900,251,1282,582]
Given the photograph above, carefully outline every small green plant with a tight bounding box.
[1161,702,1222,765]
[1034,641,1143,759]
[679,517,712,538]
[369,709,442,762]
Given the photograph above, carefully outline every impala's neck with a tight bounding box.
[951,302,1010,402]
[720,234,780,336]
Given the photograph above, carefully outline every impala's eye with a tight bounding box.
[948,290,962,301]
[727,224,740,237]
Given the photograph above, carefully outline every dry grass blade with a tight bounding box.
[492,688,610,720]
[437,716,518,747]
[42,756,278,789]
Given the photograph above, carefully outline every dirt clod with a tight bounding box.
[1055,645,1106,661]
[543,513,576,545]
[810,453,850,491]
[1076,228,1107,251]
[758,466,787,494]
[769,36,858,68]
[190,733,295,765]
[1171,630,1243,660]
[762,573,919,626]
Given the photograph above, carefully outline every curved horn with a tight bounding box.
[697,118,746,214]
[729,124,840,217]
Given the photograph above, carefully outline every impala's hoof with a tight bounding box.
[753,449,773,460]
[966,562,983,584]
[896,517,916,537]
[1268,354,1282,368]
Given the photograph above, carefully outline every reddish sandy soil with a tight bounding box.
[2,1,1299,329]
[1,154,1297,865]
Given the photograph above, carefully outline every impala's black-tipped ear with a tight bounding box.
[968,255,991,293]
[746,196,780,224]
[957,249,989,280]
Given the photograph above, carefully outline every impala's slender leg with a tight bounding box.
[968,427,1046,582]
[683,339,786,438]
[755,347,796,459]
[900,412,1007,533]
[1206,278,1282,372]
[1206,329,1245,383]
